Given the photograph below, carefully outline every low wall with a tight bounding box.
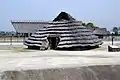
[1,65,120,80]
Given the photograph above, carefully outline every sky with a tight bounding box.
[0,0,120,31]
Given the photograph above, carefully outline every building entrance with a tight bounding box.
[47,36,60,50]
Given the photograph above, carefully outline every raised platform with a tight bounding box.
[1,65,120,80]
[108,45,120,52]
[0,50,120,80]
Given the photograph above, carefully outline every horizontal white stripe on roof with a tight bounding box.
[58,39,100,45]
[60,36,98,40]
[24,42,41,47]
[31,34,48,37]
[57,42,102,48]
[47,23,82,27]
[25,39,42,44]
[28,37,47,40]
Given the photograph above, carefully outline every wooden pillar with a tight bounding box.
[10,34,12,45]
[23,33,25,42]
[16,32,18,42]
[112,33,114,45]
[3,34,5,42]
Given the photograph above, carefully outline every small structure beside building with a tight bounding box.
[108,45,120,52]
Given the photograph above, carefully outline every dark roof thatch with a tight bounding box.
[53,12,76,21]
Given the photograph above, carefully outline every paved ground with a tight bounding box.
[0,41,120,80]
[0,41,120,71]
[0,43,23,45]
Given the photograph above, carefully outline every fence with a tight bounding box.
[0,35,120,43]
[103,35,120,41]
[0,36,27,43]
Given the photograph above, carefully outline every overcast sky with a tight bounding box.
[0,0,120,31]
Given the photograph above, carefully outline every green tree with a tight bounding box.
[86,22,95,28]
[113,27,118,35]
[82,23,86,26]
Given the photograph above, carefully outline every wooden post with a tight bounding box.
[3,34,5,42]
[10,34,12,45]
[23,33,25,42]
[112,33,114,45]
[16,33,17,42]
[16,32,18,42]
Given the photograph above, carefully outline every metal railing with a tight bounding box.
[0,36,27,43]
[0,35,120,43]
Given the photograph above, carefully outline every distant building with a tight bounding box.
[93,28,110,39]
[11,21,51,36]
[118,30,120,34]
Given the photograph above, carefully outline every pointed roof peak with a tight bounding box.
[53,12,76,21]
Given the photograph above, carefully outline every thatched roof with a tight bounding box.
[24,21,102,49]
[11,21,51,33]
[11,12,79,34]
[11,20,83,33]
[53,12,76,21]
[11,11,102,50]
[93,28,109,35]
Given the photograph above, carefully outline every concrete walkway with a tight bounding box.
[0,41,120,80]
[0,42,23,45]
[0,50,120,71]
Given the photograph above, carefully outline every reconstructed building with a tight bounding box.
[11,21,51,36]
[93,28,110,39]
[11,12,103,50]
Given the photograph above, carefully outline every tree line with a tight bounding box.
[112,27,120,35]
[82,22,98,29]
[0,31,16,36]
